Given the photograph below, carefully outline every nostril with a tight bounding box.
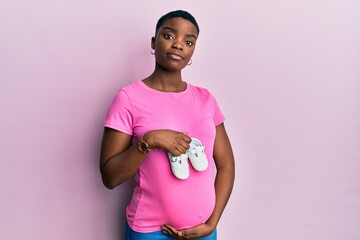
[172,43,182,50]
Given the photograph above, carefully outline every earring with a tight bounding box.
[187,59,192,66]
[151,49,155,55]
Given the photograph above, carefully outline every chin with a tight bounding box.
[159,62,186,72]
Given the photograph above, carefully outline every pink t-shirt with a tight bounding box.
[104,81,225,233]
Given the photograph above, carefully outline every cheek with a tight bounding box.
[186,44,196,55]
[189,50,194,59]
[154,44,169,59]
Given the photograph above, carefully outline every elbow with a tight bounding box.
[101,172,127,189]
[100,170,118,189]
[102,179,116,189]
[100,164,119,189]
[217,162,235,181]
[100,164,133,189]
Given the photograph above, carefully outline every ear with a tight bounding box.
[151,37,155,49]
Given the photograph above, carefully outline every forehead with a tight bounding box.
[158,17,198,36]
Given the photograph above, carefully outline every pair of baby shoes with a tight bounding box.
[167,138,208,180]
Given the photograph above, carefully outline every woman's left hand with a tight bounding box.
[161,223,215,239]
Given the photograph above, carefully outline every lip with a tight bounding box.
[167,52,184,60]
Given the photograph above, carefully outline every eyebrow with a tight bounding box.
[162,26,198,40]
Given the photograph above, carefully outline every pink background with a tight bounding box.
[1,0,359,239]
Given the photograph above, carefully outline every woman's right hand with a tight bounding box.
[100,128,191,189]
[143,130,191,156]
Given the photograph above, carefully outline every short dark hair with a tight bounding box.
[155,10,200,36]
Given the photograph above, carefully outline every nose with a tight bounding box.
[172,41,183,50]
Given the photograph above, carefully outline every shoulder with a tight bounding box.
[119,81,143,94]
[109,81,143,107]
[188,83,212,96]
[113,81,144,99]
[188,83,217,101]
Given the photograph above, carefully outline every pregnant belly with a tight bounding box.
[151,169,216,229]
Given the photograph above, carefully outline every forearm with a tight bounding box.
[101,143,147,189]
[206,164,235,228]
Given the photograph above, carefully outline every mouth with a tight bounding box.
[167,52,184,61]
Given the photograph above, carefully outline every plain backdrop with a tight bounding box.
[1,0,359,239]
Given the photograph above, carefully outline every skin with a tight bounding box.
[100,17,235,239]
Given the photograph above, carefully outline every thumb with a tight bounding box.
[178,229,193,238]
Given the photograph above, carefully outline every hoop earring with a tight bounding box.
[188,59,192,66]
[151,49,155,55]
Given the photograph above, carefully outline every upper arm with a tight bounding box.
[100,127,132,169]
[213,123,235,170]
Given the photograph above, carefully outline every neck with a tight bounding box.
[143,67,186,92]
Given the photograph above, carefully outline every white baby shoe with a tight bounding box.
[167,152,190,180]
[187,138,208,171]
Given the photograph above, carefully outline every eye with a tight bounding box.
[185,40,193,46]
[164,34,174,40]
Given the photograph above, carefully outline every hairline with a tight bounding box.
[155,10,200,36]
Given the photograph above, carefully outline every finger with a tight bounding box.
[172,139,187,153]
[178,231,196,240]
[162,224,178,235]
[178,225,204,239]
[175,144,189,155]
[162,231,180,239]
[162,225,187,239]
[179,140,190,150]
[175,148,184,156]
[177,132,191,143]
[181,133,192,143]
[175,137,190,150]
[161,229,169,236]
[161,228,173,237]
[171,226,188,239]
[178,229,193,238]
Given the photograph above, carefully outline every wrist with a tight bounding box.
[143,131,157,148]
[205,217,218,230]
[137,135,153,155]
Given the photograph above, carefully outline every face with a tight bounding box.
[151,17,198,72]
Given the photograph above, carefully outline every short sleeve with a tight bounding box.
[211,94,225,126]
[104,90,133,135]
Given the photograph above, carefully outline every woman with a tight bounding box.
[100,10,235,240]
